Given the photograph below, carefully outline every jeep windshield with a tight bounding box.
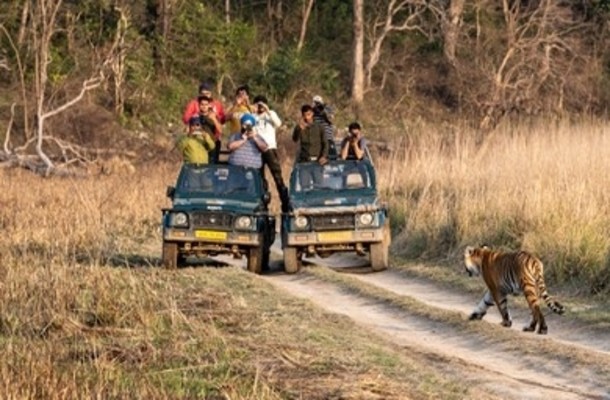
[176,164,261,197]
[290,160,376,194]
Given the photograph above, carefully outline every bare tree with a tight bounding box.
[477,0,588,129]
[352,0,365,107]
[297,0,315,53]
[1,24,30,140]
[110,6,130,116]
[442,0,465,66]
[364,0,438,89]
[3,0,121,172]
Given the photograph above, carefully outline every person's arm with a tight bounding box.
[214,101,226,124]
[318,124,328,164]
[206,112,222,138]
[268,110,282,128]
[227,133,247,151]
[225,99,241,120]
[340,139,350,160]
[251,133,268,152]
[202,132,216,151]
[292,125,302,142]
[182,100,198,125]
[351,138,365,160]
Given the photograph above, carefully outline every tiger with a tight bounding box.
[463,245,565,334]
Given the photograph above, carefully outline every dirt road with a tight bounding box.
[257,251,610,400]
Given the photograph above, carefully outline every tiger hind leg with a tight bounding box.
[469,291,494,321]
[523,290,548,334]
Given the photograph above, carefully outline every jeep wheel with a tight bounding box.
[247,247,263,274]
[370,224,390,271]
[284,246,301,274]
[162,242,179,269]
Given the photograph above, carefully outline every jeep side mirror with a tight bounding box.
[166,186,175,199]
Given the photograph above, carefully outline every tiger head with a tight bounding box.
[464,245,489,277]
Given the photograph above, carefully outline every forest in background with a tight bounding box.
[1,0,610,170]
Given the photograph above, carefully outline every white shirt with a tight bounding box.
[254,110,281,150]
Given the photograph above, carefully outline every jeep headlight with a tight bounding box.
[294,215,309,229]
[358,212,374,226]
[171,212,188,227]
[234,215,253,230]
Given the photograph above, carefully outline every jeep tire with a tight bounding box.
[247,247,263,274]
[162,242,179,269]
[370,223,390,271]
[284,246,301,274]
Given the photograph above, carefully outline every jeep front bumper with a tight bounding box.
[284,228,384,247]
[164,228,263,246]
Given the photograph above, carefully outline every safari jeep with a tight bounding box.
[162,163,275,273]
[281,159,390,273]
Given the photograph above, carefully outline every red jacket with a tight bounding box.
[182,98,226,139]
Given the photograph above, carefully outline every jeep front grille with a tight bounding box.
[191,212,233,229]
[311,214,355,231]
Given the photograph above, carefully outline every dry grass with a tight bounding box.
[2,118,609,396]
[0,163,468,399]
[375,119,610,295]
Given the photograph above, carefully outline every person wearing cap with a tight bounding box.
[252,94,290,212]
[227,113,268,169]
[312,95,336,157]
[182,81,226,126]
[292,104,328,164]
[176,115,216,164]
[225,85,255,136]
[340,121,368,161]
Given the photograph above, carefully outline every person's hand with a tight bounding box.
[318,156,328,165]
[298,117,308,130]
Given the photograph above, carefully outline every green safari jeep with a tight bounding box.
[162,163,275,273]
[281,159,390,273]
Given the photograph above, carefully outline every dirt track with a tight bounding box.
[257,251,610,400]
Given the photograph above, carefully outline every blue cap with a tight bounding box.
[189,115,201,126]
[240,113,256,127]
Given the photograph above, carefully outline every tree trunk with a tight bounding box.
[352,0,364,109]
[225,0,230,24]
[297,0,315,53]
[443,0,465,66]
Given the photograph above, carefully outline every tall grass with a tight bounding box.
[1,163,469,398]
[376,119,610,294]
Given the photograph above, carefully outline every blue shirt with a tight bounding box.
[228,132,266,169]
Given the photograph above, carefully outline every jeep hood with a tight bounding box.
[172,196,261,212]
[291,192,380,212]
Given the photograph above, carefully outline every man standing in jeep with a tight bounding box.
[253,94,290,213]
[292,104,328,165]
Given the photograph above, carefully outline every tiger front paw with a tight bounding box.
[501,319,512,328]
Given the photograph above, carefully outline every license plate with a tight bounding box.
[195,230,227,240]
[317,231,352,242]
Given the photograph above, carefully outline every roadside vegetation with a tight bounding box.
[375,119,610,298]
[0,166,472,399]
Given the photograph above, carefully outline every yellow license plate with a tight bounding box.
[195,230,227,240]
[317,231,352,242]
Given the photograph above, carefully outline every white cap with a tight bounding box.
[313,95,323,104]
